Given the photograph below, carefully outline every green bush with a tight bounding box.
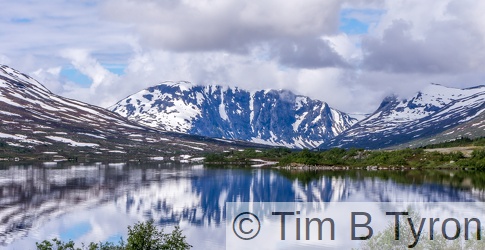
[471,149,485,159]
[204,153,227,162]
[126,221,191,250]
[457,149,485,170]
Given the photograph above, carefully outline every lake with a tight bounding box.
[1,163,485,249]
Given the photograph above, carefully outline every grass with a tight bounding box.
[204,142,485,170]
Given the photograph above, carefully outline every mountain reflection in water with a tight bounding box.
[0,163,484,248]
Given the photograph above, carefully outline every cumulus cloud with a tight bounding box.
[0,0,134,73]
[61,49,117,91]
[102,0,342,51]
[2,0,485,114]
[345,0,485,107]
[362,5,485,74]
[101,0,349,69]
[271,38,349,68]
[31,67,62,92]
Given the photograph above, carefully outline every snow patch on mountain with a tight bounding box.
[219,86,229,121]
[45,136,99,147]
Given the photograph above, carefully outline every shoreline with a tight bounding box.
[275,164,470,171]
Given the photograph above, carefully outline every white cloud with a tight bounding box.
[0,0,133,73]
[61,49,117,90]
[32,67,62,93]
[324,34,363,63]
[362,0,485,74]
[102,0,342,52]
[1,0,485,114]
[0,54,11,65]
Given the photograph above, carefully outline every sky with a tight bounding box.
[1,0,485,114]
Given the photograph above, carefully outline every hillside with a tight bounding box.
[323,84,485,149]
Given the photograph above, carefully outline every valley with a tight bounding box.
[2,64,485,166]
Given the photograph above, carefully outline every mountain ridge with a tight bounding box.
[109,82,357,148]
[3,63,485,153]
[323,83,485,149]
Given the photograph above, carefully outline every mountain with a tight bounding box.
[0,65,260,161]
[323,83,485,149]
[109,82,357,148]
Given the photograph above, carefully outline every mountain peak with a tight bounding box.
[150,81,196,92]
[377,94,399,111]
[0,64,50,93]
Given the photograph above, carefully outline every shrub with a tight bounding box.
[126,221,191,250]
[204,153,227,162]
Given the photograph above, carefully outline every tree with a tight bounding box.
[126,220,191,250]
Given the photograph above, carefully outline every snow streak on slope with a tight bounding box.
[110,82,357,148]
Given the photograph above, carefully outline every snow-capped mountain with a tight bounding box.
[110,82,357,148]
[323,83,485,149]
[0,65,258,160]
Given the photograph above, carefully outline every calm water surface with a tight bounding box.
[1,163,484,249]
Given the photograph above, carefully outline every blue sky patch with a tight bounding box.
[60,64,125,86]
[103,64,126,76]
[339,9,385,35]
[61,67,92,86]
[340,18,369,35]
[106,233,124,244]
[59,222,91,241]
[11,18,32,23]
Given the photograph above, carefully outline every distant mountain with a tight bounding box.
[323,83,485,149]
[109,82,357,148]
[0,65,259,161]
[397,111,485,148]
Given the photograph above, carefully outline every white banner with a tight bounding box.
[226,202,485,249]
